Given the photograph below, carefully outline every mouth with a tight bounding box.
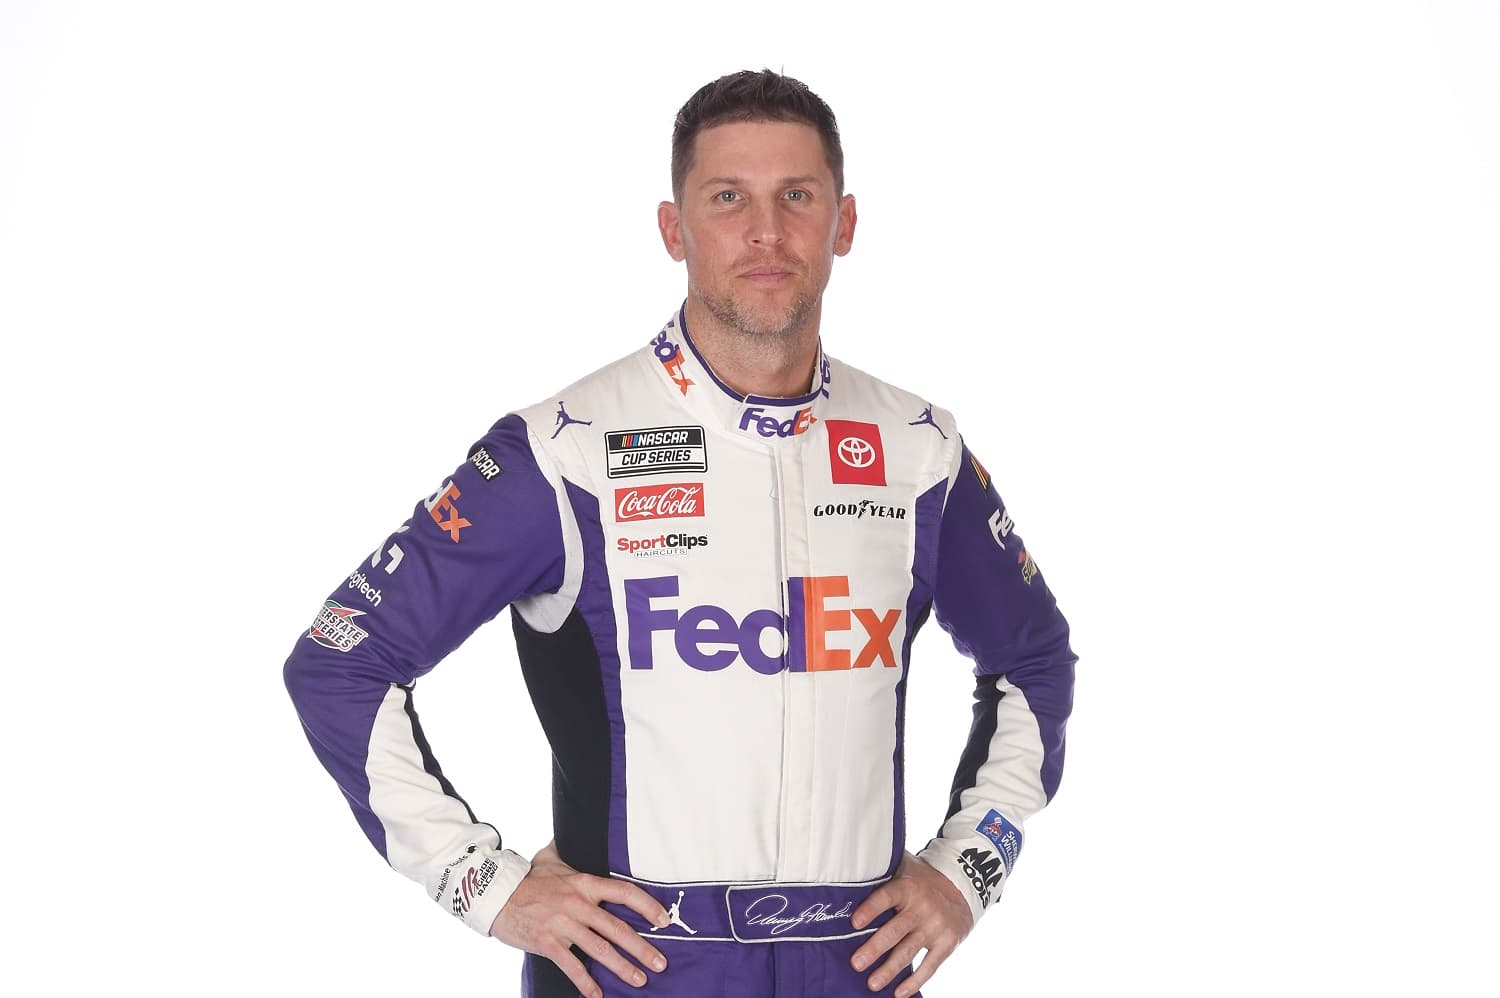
[740,267,795,285]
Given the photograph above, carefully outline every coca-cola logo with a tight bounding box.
[615,483,706,522]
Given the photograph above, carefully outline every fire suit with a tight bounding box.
[283,305,1076,997]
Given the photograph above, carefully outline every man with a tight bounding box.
[284,69,1075,998]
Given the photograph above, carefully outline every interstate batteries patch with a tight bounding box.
[606,425,708,479]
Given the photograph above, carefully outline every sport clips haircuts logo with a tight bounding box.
[825,419,885,486]
[615,483,705,522]
[617,533,708,557]
[624,575,900,675]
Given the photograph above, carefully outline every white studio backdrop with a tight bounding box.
[2,1,1497,995]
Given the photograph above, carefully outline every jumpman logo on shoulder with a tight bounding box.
[908,404,948,439]
[650,890,697,935]
[552,401,592,439]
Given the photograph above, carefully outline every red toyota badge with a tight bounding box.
[825,419,886,486]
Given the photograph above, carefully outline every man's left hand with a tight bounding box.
[849,851,973,997]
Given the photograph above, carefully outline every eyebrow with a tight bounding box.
[697,175,825,190]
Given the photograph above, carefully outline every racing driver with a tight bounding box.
[283,69,1077,998]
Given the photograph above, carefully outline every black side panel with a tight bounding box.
[943,675,1004,822]
[524,951,582,998]
[401,687,481,825]
[511,605,611,878]
[512,606,612,997]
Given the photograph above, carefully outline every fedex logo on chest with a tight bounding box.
[624,575,901,675]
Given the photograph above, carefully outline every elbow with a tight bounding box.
[282,640,316,714]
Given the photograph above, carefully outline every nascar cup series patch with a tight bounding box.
[606,425,708,479]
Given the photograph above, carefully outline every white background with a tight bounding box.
[2,1,1497,995]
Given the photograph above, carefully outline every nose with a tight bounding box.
[747,198,784,247]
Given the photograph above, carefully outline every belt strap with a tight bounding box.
[605,874,895,944]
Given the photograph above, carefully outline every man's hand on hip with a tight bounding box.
[849,850,974,998]
[489,841,671,998]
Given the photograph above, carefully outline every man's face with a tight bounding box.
[659,120,856,340]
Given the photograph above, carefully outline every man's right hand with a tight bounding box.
[489,841,671,998]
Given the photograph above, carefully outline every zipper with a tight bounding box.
[771,444,792,882]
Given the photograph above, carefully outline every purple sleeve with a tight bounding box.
[917,441,1076,922]
[932,443,1076,804]
[282,413,564,865]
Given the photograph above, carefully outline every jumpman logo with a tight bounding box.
[908,404,947,439]
[650,890,697,935]
[552,401,592,439]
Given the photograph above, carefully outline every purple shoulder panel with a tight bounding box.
[283,413,566,859]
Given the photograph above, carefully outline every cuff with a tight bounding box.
[917,834,1013,928]
[430,846,532,936]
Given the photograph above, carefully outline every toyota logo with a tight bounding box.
[837,436,876,468]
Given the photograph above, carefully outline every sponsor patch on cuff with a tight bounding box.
[977,809,1023,872]
[957,847,1003,908]
[449,856,500,920]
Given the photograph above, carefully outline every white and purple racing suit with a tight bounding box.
[283,305,1076,997]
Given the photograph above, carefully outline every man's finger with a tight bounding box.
[586,905,669,975]
[868,933,926,992]
[587,876,671,927]
[850,909,916,971]
[850,881,901,931]
[550,946,604,998]
[894,943,953,998]
[572,923,652,991]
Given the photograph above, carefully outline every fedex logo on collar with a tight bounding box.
[625,575,900,675]
[651,328,694,396]
[739,405,817,438]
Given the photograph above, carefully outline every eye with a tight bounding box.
[785,189,808,201]
[716,190,740,203]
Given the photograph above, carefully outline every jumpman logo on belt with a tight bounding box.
[552,401,593,439]
[650,890,697,935]
[907,404,947,439]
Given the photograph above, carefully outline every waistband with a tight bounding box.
[605,873,895,944]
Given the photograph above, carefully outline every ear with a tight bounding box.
[658,201,686,262]
[833,193,857,257]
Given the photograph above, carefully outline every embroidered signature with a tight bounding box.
[742,895,854,936]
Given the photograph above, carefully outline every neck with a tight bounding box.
[682,295,821,398]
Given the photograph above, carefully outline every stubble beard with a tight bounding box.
[699,286,818,344]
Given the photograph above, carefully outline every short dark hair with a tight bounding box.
[671,69,844,202]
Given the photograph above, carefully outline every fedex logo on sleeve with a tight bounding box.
[624,575,901,675]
